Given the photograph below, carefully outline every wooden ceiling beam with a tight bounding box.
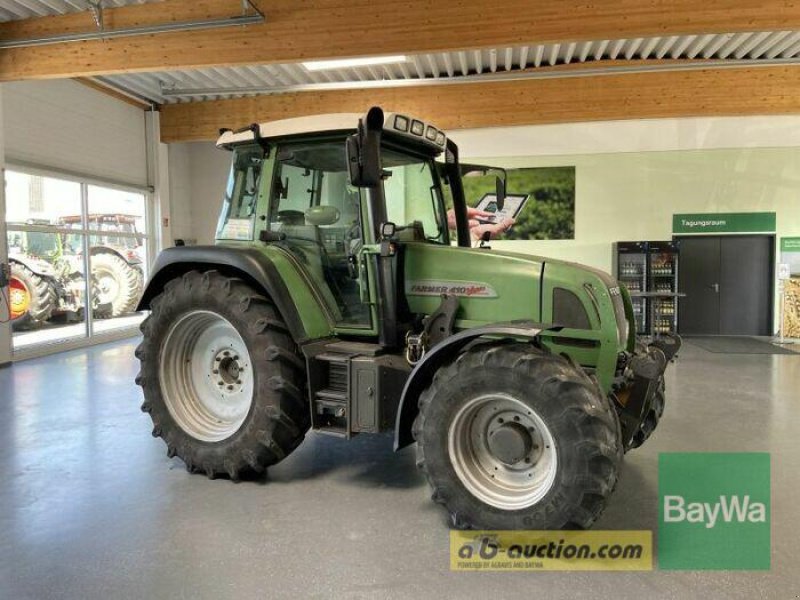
[74,78,152,110]
[3,1,800,81]
[159,65,800,143]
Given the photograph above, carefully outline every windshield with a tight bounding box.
[216,145,265,241]
[382,148,447,244]
[26,231,60,258]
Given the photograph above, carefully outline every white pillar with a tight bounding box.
[145,108,172,254]
[0,85,11,365]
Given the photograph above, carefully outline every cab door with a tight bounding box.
[266,140,376,334]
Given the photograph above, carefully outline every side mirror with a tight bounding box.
[346,106,384,187]
[495,176,506,211]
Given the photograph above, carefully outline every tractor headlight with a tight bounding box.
[394,115,409,132]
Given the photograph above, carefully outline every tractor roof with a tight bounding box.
[216,111,447,154]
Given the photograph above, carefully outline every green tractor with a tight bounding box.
[136,108,679,530]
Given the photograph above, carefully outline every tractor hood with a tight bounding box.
[402,243,628,348]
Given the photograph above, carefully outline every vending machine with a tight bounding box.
[647,240,680,336]
[615,240,681,337]
[614,241,648,334]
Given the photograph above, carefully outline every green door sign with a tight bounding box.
[780,237,800,251]
[673,212,776,234]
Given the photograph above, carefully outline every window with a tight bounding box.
[4,168,151,352]
[216,146,265,241]
[383,150,448,244]
[269,140,370,328]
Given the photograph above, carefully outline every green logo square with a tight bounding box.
[658,453,770,570]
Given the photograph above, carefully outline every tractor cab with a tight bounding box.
[214,110,461,340]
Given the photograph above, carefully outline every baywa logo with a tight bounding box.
[663,494,766,529]
[658,453,770,570]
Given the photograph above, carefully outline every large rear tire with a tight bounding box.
[9,262,56,330]
[92,252,144,317]
[136,270,309,480]
[414,343,622,530]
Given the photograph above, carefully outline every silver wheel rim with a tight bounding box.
[95,268,120,305]
[447,393,557,510]
[159,310,254,442]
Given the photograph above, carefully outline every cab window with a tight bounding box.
[383,150,448,244]
[269,140,370,329]
[216,145,265,240]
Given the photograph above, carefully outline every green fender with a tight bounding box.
[137,245,333,344]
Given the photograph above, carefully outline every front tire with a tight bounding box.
[136,270,309,480]
[414,343,622,530]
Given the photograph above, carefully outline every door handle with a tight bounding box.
[710,283,719,293]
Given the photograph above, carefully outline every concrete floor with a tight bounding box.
[0,339,797,599]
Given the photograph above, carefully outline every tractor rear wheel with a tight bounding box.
[414,343,622,530]
[9,262,56,330]
[92,252,144,316]
[136,270,309,480]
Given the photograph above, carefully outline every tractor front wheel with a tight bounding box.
[136,270,309,480]
[414,343,622,530]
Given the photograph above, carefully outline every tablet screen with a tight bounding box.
[474,193,529,224]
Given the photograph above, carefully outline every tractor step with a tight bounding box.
[303,339,411,437]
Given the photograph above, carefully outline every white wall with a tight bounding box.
[452,115,800,158]
[169,142,230,245]
[477,148,800,273]
[3,79,148,187]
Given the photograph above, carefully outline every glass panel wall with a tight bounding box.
[4,168,151,352]
[87,185,148,334]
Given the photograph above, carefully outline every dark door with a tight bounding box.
[719,236,773,335]
[677,235,774,336]
[678,237,721,335]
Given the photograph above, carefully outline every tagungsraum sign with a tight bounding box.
[672,212,776,234]
[658,453,770,570]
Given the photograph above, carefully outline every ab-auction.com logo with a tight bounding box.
[450,531,652,571]
[658,453,770,570]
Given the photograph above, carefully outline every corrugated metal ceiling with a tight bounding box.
[92,31,800,104]
[0,0,160,21]
[1,4,797,106]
